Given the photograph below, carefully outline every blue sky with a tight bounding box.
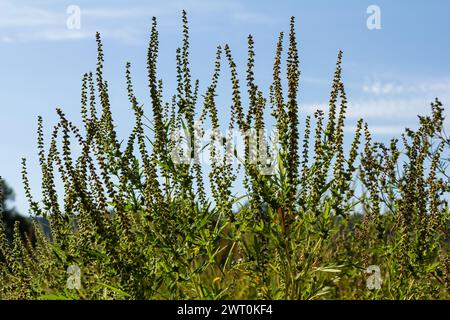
[1,0,450,214]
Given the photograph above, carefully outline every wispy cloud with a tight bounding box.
[0,1,143,43]
[0,1,60,28]
[302,77,450,135]
[0,0,274,43]
[81,7,160,20]
[302,98,436,136]
[302,97,435,119]
[362,78,450,95]
[25,29,93,42]
[344,124,412,136]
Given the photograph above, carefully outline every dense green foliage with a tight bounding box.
[0,12,449,299]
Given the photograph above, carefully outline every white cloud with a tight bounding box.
[0,0,273,43]
[301,98,431,136]
[26,29,93,41]
[81,7,160,19]
[0,1,61,28]
[0,1,145,43]
[302,97,436,119]
[343,124,414,135]
[301,76,450,135]
[0,36,13,43]
[304,77,450,119]
[362,78,450,95]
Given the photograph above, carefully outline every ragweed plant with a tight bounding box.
[0,12,448,300]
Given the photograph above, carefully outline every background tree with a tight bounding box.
[0,178,33,242]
